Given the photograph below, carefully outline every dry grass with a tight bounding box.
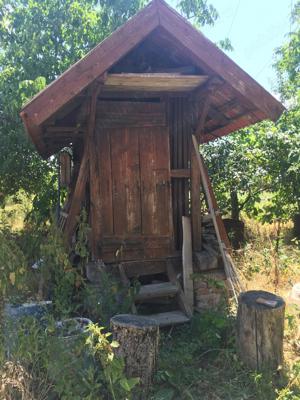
[0,361,52,400]
[234,217,300,372]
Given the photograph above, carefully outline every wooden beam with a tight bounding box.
[193,78,222,140]
[182,216,194,310]
[19,112,47,158]
[202,112,259,143]
[207,107,230,127]
[64,149,89,242]
[104,73,208,92]
[64,77,106,245]
[170,169,190,178]
[191,135,231,251]
[191,145,201,251]
[88,81,106,259]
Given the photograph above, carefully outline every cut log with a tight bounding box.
[110,314,159,396]
[237,290,285,371]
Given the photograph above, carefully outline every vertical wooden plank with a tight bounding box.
[111,129,127,236]
[182,216,194,311]
[140,127,156,235]
[111,128,141,236]
[64,150,89,242]
[89,87,104,259]
[140,127,171,236]
[191,147,202,251]
[183,99,190,217]
[125,128,141,235]
[154,127,172,236]
[97,128,113,235]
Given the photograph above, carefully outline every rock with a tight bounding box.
[194,250,219,271]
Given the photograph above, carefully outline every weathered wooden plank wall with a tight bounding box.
[90,99,173,261]
[169,97,194,250]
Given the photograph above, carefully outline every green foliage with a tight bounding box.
[202,126,270,220]
[203,108,300,224]
[74,208,91,267]
[0,228,29,301]
[0,316,140,399]
[274,1,300,104]
[87,323,139,400]
[82,268,136,325]
[177,0,218,27]
[1,316,123,399]
[40,222,83,317]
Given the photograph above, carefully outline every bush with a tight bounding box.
[0,316,138,400]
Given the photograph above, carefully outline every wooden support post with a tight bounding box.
[182,216,194,310]
[89,80,105,259]
[237,290,285,371]
[110,314,159,397]
[191,142,201,251]
[64,76,106,248]
[191,135,243,300]
[64,150,89,243]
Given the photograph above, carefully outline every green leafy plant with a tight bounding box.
[86,323,139,400]
[81,268,136,325]
[40,222,83,317]
[0,229,29,302]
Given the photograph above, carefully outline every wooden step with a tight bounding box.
[135,282,179,302]
[142,311,190,327]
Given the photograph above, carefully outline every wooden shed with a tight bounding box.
[20,0,284,324]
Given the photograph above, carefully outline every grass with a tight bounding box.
[0,193,32,231]
[149,218,300,400]
[2,201,300,399]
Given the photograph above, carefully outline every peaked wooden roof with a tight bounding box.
[20,0,285,157]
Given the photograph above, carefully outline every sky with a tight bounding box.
[173,0,292,97]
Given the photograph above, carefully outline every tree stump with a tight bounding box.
[237,290,285,371]
[110,314,159,395]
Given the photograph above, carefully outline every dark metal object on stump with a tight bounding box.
[237,290,285,371]
[110,314,159,397]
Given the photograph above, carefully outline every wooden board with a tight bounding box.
[139,126,172,236]
[143,311,190,327]
[135,282,178,301]
[94,109,174,261]
[96,100,166,128]
[104,73,208,92]
[169,97,192,250]
[111,128,142,236]
[97,129,114,235]
[191,148,201,250]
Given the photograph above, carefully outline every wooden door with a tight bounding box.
[95,125,173,261]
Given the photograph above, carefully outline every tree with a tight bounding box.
[274,1,300,104]
[0,0,219,217]
[202,127,271,221]
[203,1,300,224]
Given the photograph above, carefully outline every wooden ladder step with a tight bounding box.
[135,282,179,302]
[142,311,190,327]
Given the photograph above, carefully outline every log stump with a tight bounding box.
[237,290,285,371]
[110,314,159,395]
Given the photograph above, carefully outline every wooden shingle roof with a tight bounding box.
[20,0,285,157]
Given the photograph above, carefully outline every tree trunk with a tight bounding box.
[237,290,285,371]
[110,314,159,397]
[230,189,240,221]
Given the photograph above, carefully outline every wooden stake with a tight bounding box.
[191,134,243,301]
[64,76,106,245]
[182,216,194,310]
